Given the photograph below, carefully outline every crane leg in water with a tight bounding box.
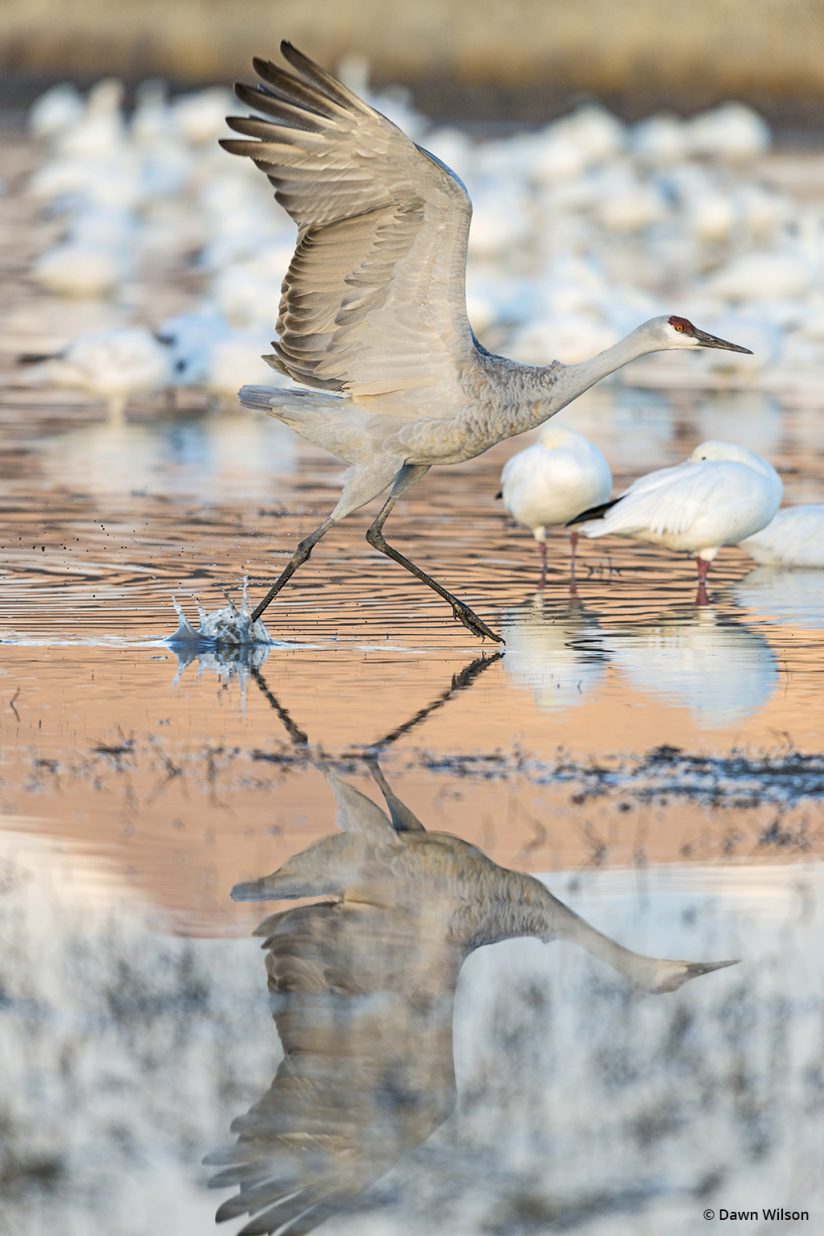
[250,457,401,623]
[366,463,503,643]
[251,513,338,623]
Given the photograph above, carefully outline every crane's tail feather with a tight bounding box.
[239,384,345,416]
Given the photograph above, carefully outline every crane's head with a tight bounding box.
[662,314,753,353]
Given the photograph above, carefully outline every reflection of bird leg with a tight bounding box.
[538,538,548,588]
[364,757,426,833]
[695,556,711,606]
[250,666,309,748]
[358,648,504,753]
[366,464,504,643]
[250,648,503,760]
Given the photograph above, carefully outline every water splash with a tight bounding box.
[165,579,281,687]
[167,578,273,651]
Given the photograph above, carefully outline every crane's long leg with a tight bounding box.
[366,464,503,643]
[250,458,403,623]
[251,513,338,623]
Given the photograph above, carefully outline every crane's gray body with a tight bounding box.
[223,43,751,635]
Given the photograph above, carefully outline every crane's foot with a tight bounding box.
[451,601,504,643]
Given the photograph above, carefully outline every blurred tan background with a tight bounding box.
[2,0,824,123]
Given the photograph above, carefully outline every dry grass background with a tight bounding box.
[2,0,824,118]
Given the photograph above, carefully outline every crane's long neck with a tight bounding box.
[551,325,662,413]
[463,869,709,993]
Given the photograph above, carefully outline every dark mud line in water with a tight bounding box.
[254,741,824,814]
[18,734,824,816]
[414,745,824,811]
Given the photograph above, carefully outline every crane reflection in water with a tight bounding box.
[206,660,735,1235]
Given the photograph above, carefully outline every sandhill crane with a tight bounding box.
[569,440,782,600]
[206,674,735,1235]
[499,424,612,582]
[222,42,752,643]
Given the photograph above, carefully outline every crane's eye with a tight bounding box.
[674,323,684,332]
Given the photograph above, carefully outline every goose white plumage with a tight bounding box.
[17,326,174,421]
[738,504,824,567]
[500,424,612,579]
[572,440,783,588]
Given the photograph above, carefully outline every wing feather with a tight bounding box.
[207,899,457,1235]
[599,461,757,539]
[221,41,478,416]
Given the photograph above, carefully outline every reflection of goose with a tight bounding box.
[499,425,611,581]
[502,593,606,713]
[572,441,782,594]
[607,605,778,729]
[735,566,824,630]
[208,679,733,1234]
[739,505,824,568]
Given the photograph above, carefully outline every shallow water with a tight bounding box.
[2,815,823,1235]
[3,361,824,1236]
[2,130,824,1234]
[2,378,824,920]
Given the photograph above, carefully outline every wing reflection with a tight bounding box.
[207,670,734,1235]
[502,592,607,713]
[606,603,777,729]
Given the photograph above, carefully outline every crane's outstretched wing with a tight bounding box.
[206,900,458,1236]
[221,42,480,418]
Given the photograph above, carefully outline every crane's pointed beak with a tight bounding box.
[693,327,753,354]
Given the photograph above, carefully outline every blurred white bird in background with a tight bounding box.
[738,505,824,568]
[571,440,783,600]
[51,78,126,161]
[31,236,133,298]
[28,81,85,142]
[157,308,291,403]
[17,326,173,421]
[499,424,612,583]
